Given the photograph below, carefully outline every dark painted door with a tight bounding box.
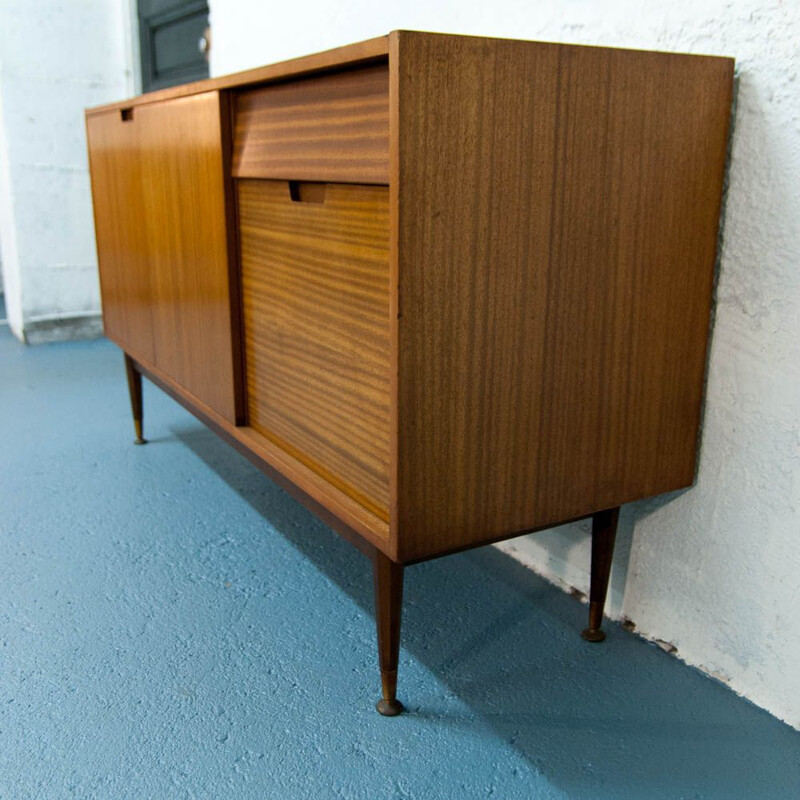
[139,0,209,92]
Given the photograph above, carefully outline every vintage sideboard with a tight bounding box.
[85,31,734,715]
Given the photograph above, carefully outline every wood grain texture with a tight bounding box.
[238,179,391,520]
[392,32,734,561]
[126,350,390,549]
[373,551,404,709]
[386,32,402,555]
[86,111,157,364]
[86,35,389,116]
[84,32,737,713]
[87,92,240,424]
[219,91,249,425]
[87,31,734,567]
[232,64,389,184]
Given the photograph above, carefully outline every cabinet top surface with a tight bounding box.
[85,30,733,117]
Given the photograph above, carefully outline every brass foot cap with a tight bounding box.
[133,437,148,446]
[581,627,606,643]
[376,698,404,717]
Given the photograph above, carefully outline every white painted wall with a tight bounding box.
[210,0,800,729]
[0,0,136,343]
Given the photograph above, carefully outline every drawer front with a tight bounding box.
[232,63,389,184]
[238,179,391,519]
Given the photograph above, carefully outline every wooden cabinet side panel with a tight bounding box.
[394,33,734,560]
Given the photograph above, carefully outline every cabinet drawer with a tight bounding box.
[232,63,389,185]
[238,179,391,519]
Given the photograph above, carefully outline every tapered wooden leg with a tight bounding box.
[373,551,404,716]
[124,354,147,445]
[581,506,620,643]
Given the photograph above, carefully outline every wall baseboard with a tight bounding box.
[23,313,103,345]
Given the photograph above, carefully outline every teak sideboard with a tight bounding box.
[85,31,734,716]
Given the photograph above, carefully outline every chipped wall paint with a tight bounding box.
[210,0,800,729]
[0,0,136,342]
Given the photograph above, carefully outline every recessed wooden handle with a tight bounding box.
[120,108,134,122]
[288,181,326,204]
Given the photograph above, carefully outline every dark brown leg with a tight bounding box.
[581,506,620,642]
[124,354,147,445]
[372,551,404,716]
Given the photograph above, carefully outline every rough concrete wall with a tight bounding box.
[0,0,136,342]
[0,80,23,334]
[210,0,800,728]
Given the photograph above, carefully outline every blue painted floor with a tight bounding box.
[1,326,799,800]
